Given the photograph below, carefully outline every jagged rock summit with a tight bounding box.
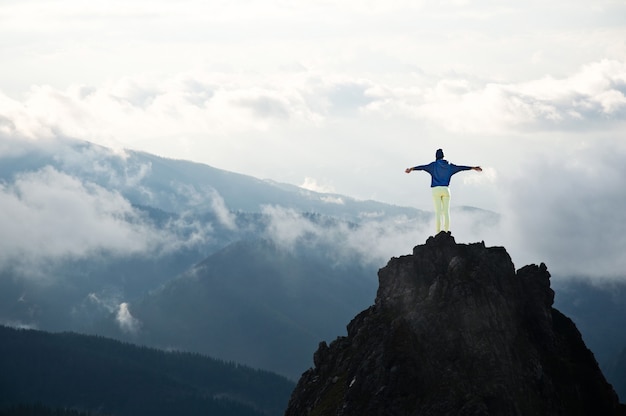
[285,232,625,416]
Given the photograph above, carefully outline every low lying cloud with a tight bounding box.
[299,179,345,204]
[461,167,498,186]
[87,291,121,314]
[261,205,432,265]
[491,142,626,280]
[300,177,336,194]
[116,302,140,334]
[0,164,218,278]
[320,196,345,205]
[262,205,321,250]
[0,167,156,266]
[0,320,38,330]
[209,189,237,230]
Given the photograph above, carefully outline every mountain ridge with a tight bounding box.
[285,232,625,415]
[113,238,378,379]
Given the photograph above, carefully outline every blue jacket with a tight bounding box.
[413,159,472,187]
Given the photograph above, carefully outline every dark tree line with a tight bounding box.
[0,403,101,416]
[0,326,294,416]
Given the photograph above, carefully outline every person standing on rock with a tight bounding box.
[405,149,482,234]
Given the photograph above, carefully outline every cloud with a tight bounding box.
[461,167,497,186]
[261,204,436,265]
[1,59,622,164]
[159,182,236,236]
[368,59,626,134]
[87,291,120,314]
[485,140,626,280]
[0,320,38,330]
[0,135,254,283]
[300,177,336,193]
[209,189,237,230]
[261,205,321,250]
[236,92,291,120]
[116,302,140,334]
[0,165,195,277]
[320,196,345,205]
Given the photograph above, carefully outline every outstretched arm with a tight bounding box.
[405,165,427,174]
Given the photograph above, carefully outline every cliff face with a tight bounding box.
[285,232,625,416]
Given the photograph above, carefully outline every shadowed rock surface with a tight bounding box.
[285,232,625,416]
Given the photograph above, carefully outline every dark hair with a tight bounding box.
[436,149,444,160]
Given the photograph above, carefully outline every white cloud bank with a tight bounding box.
[0,163,220,278]
[492,142,626,280]
[262,204,431,266]
[1,60,624,144]
[0,167,156,263]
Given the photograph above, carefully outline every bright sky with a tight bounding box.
[1,0,626,278]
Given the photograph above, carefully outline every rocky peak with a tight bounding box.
[285,232,625,416]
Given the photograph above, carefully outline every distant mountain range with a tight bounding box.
[103,238,377,378]
[0,138,624,402]
[0,138,434,378]
[0,138,423,218]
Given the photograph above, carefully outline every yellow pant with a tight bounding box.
[431,186,451,233]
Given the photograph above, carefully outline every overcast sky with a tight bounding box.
[1,0,626,279]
